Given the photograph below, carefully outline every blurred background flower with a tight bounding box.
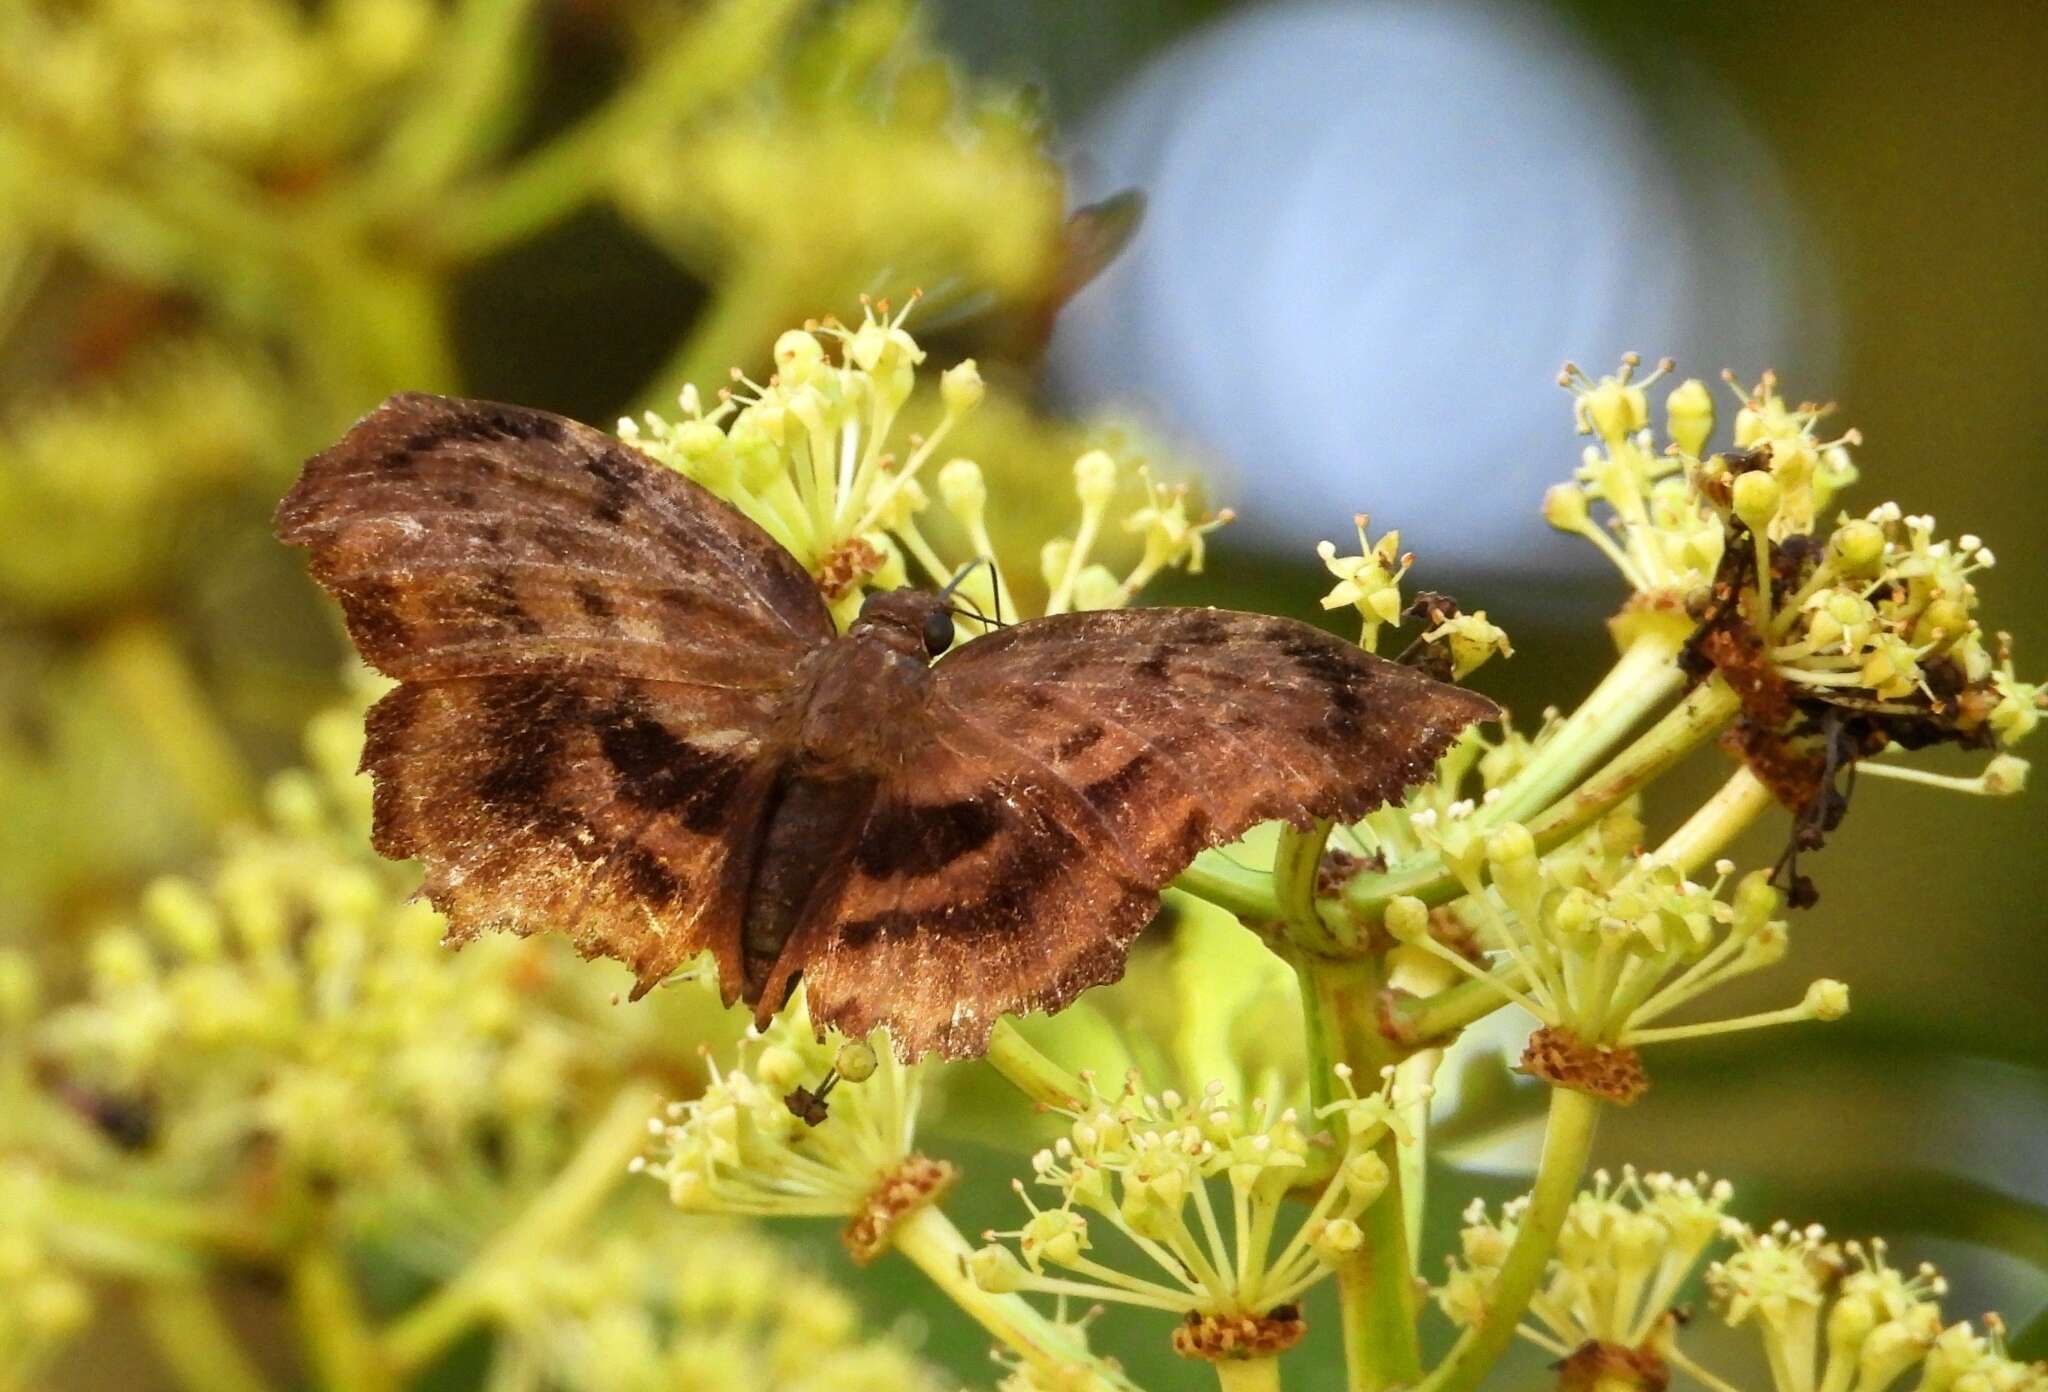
[1,1,2043,1388]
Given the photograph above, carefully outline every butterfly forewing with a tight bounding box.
[279,394,831,995]
[276,393,832,684]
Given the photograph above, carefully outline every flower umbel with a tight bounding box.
[973,1067,1408,1361]
[1387,820,1845,1101]
[1440,1168,1734,1383]
[636,997,950,1263]
[621,300,1224,628]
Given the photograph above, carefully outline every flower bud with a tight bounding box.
[1340,1150,1390,1205]
[1073,450,1119,508]
[1666,378,1715,458]
[1982,755,2028,796]
[90,929,155,991]
[142,877,221,959]
[1731,470,1782,534]
[937,458,986,518]
[1542,483,1591,532]
[1038,538,1072,590]
[1829,518,1887,574]
[940,359,985,415]
[1311,1217,1364,1260]
[1805,979,1850,1021]
[836,1040,879,1083]
[1732,870,1783,929]
[1070,564,1124,613]
[968,1243,1029,1293]
[1384,897,1431,945]
[773,329,826,384]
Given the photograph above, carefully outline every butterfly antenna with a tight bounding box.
[938,558,987,601]
[939,558,1011,630]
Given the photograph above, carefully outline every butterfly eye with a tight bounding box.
[921,607,956,656]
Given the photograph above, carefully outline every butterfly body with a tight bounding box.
[279,393,1495,1058]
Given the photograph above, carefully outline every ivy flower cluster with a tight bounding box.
[1710,1228,2045,1392]
[634,998,948,1263]
[620,298,1227,628]
[1548,359,2039,795]
[25,703,726,1219]
[1439,1173,2046,1392]
[0,0,439,168]
[1,689,937,1390]
[1387,819,1845,1101]
[0,1162,92,1391]
[486,1226,938,1392]
[971,1065,1411,1363]
[1439,1168,1734,1384]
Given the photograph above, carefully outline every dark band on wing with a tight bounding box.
[836,819,1099,948]
[850,793,1005,879]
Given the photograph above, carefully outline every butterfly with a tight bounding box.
[277,393,1497,1058]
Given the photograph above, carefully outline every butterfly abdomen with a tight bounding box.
[740,765,876,1003]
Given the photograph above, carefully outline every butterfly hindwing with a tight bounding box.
[779,718,1156,1059]
[279,395,828,994]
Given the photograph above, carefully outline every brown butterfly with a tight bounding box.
[277,394,1496,1058]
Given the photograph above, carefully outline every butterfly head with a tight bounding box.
[853,588,955,659]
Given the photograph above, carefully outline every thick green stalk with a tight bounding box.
[1472,633,1686,830]
[369,0,541,206]
[890,1204,1144,1392]
[1378,972,1526,1051]
[290,1242,393,1392]
[1654,766,1775,873]
[1177,849,1285,923]
[430,0,810,258]
[138,1282,275,1392]
[1215,1356,1284,1391]
[1301,958,1423,1392]
[382,1082,662,1373]
[1414,1087,1603,1392]
[986,1018,1086,1110]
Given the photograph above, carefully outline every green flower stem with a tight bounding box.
[369,0,542,207]
[1521,678,1741,847]
[1654,766,1776,874]
[1378,970,1528,1050]
[43,1180,275,1272]
[889,1202,1144,1392]
[1471,632,1687,830]
[1336,677,1742,924]
[1177,849,1284,923]
[290,1241,393,1392]
[1299,957,1424,1392]
[138,1281,275,1392]
[1215,1356,1285,1391]
[632,261,805,413]
[986,1018,1087,1110]
[382,1082,663,1374]
[430,0,810,260]
[1414,1087,1603,1392]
